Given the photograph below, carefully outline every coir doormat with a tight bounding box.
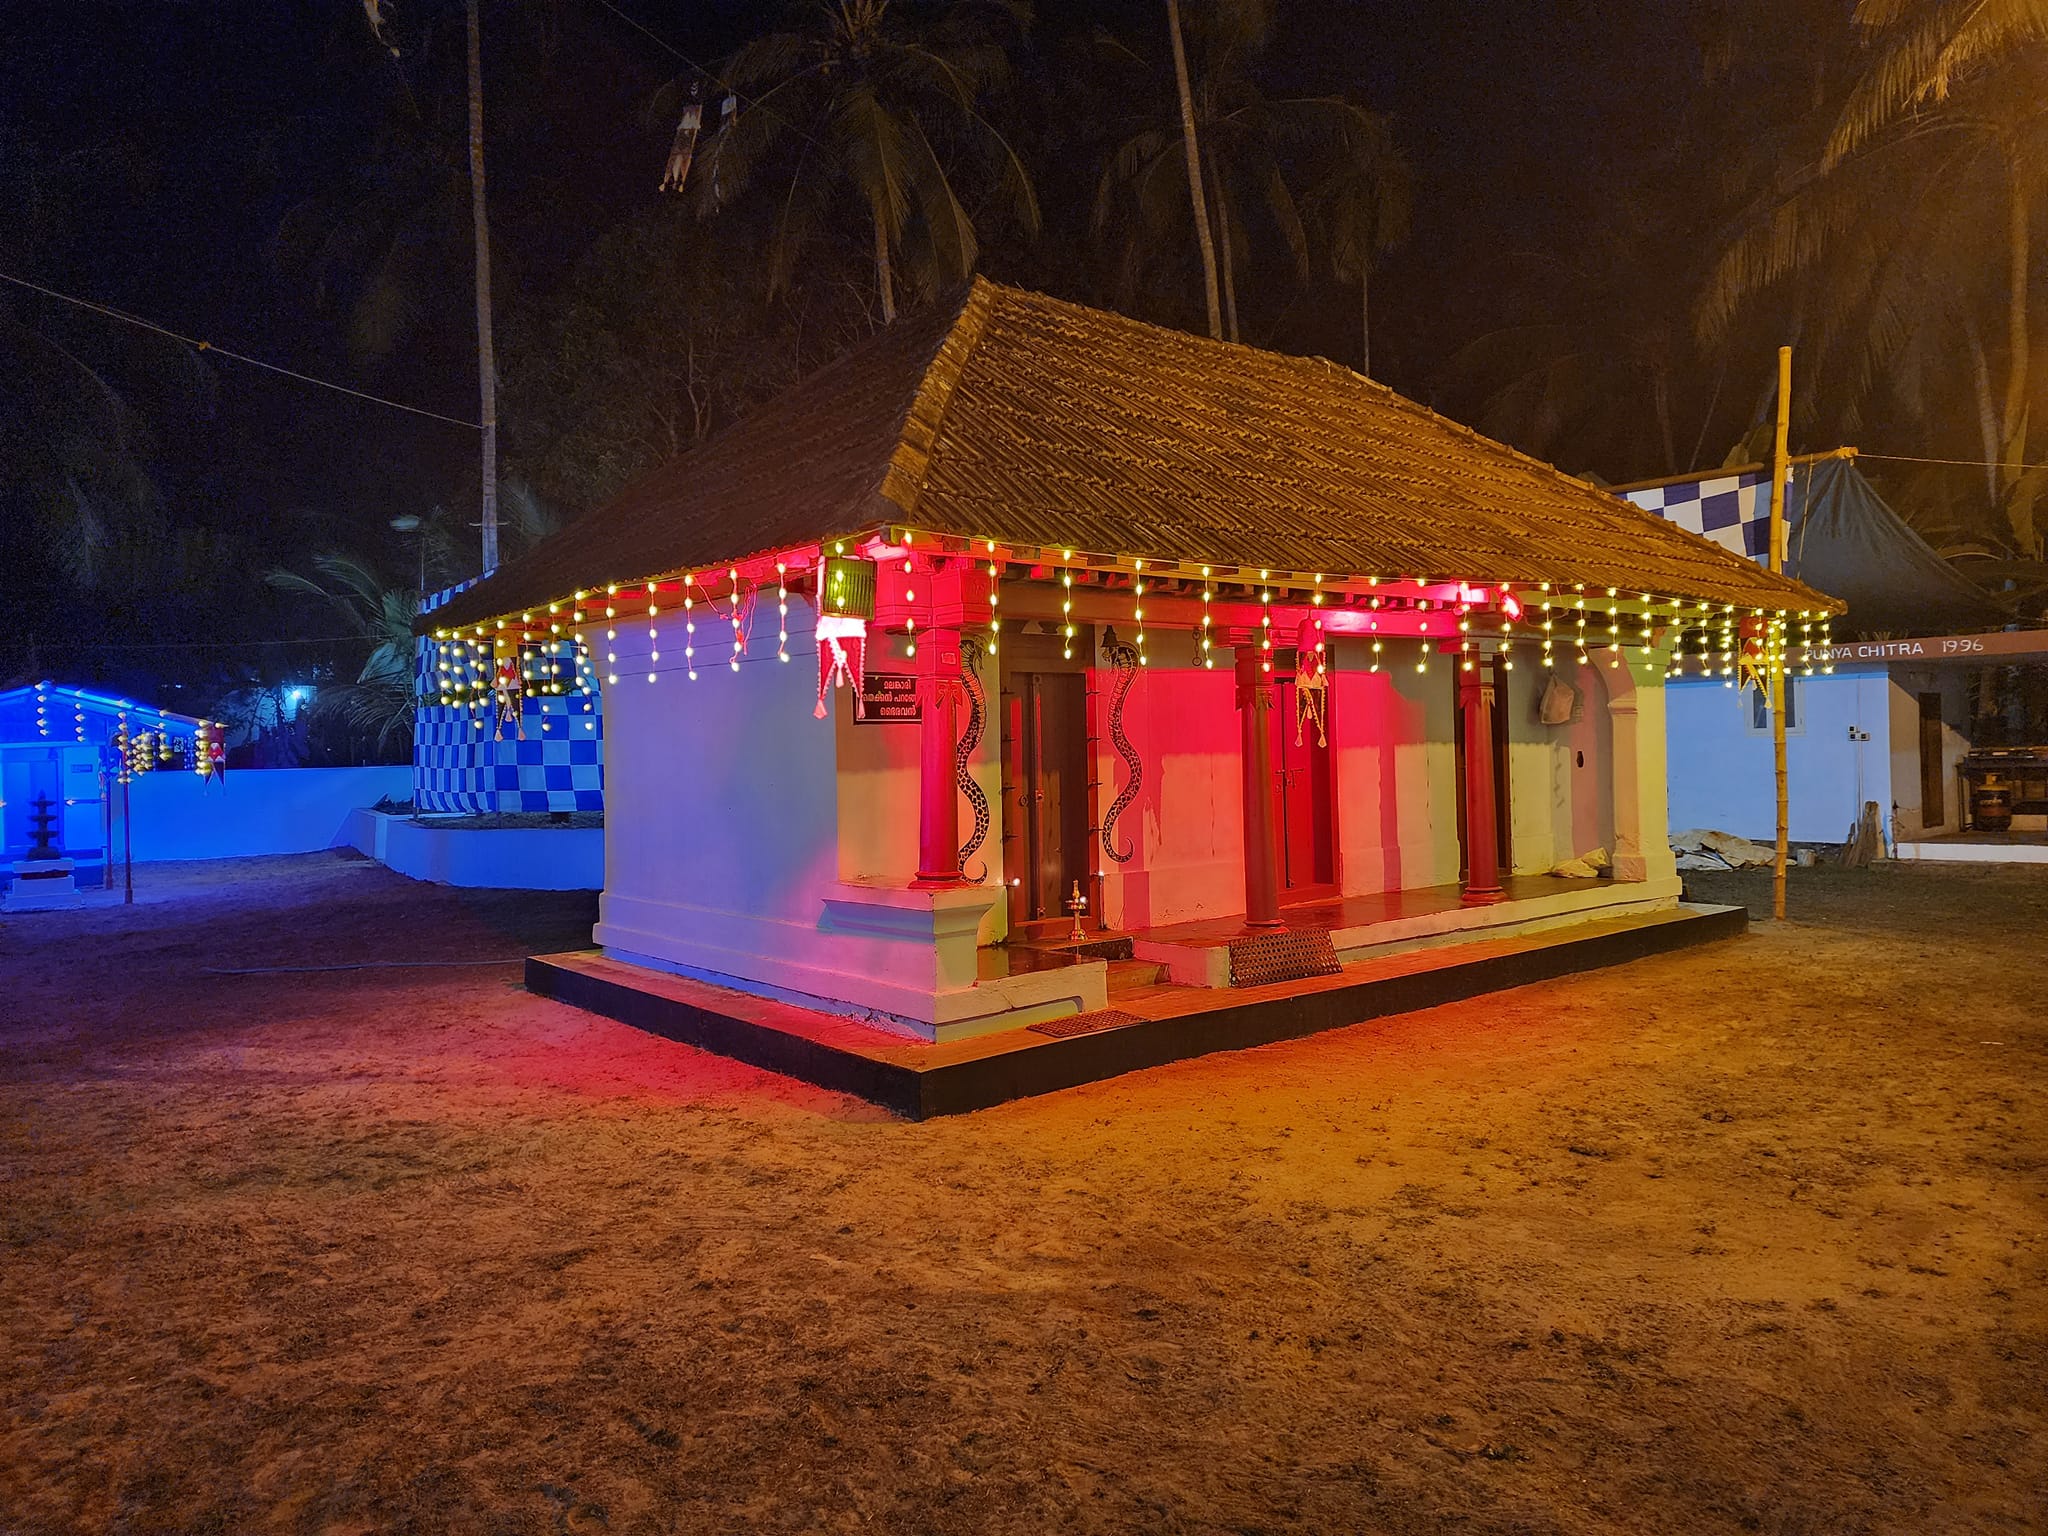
[1228,927,1342,987]
[1027,1008,1148,1039]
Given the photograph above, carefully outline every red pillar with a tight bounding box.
[914,627,966,886]
[1459,662,1505,906]
[1236,649,1283,928]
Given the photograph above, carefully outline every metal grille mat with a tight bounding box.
[1027,1008,1148,1039]
[1228,928,1342,988]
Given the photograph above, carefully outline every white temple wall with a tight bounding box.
[834,632,1005,942]
[590,605,1049,1032]
[1504,658,1614,874]
[1093,650,1246,929]
[595,605,842,938]
[1329,642,1461,895]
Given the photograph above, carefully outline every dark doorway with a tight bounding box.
[1269,672,1336,896]
[1918,691,1945,829]
[1009,669,1091,925]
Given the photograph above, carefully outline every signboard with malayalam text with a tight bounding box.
[857,672,921,723]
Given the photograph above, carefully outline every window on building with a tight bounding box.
[1747,677,1800,734]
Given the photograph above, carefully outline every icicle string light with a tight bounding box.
[777,564,790,662]
[904,554,918,659]
[681,574,694,681]
[423,534,1837,702]
[1061,550,1075,660]
[1259,571,1274,673]
[1133,559,1147,666]
[987,541,1001,654]
[1200,567,1214,668]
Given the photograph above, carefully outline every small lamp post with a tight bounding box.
[390,514,426,596]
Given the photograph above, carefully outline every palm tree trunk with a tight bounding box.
[1359,260,1371,378]
[1967,317,2002,510]
[1999,155,2033,553]
[466,0,498,575]
[1210,161,1239,342]
[1652,369,1677,474]
[874,210,897,324]
[2000,159,2029,486]
[1166,0,1221,340]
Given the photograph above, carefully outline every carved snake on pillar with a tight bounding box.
[957,635,990,875]
[1101,633,1142,864]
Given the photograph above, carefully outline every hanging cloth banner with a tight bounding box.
[660,84,704,193]
[1737,616,1769,694]
[1294,617,1328,747]
[815,614,867,719]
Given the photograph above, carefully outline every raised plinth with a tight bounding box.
[595,878,1107,1042]
[532,902,1748,1118]
[1130,874,1684,987]
[4,857,83,913]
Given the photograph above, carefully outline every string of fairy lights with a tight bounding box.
[423,531,1836,725]
[21,682,223,783]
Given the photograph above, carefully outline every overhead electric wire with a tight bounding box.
[0,269,481,430]
[202,958,526,975]
[1857,451,2048,473]
[48,634,373,650]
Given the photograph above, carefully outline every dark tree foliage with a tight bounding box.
[9,0,2043,739]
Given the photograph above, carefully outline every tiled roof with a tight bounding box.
[432,279,1837,629]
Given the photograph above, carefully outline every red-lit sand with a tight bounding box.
[2,852,2043,1534]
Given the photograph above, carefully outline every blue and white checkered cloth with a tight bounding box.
[410,640,604,814]
[1620,470,1771,561]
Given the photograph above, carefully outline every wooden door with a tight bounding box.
[1269,675,1336,896]
[1918,692,1945,828]
[1018,671,1090,922]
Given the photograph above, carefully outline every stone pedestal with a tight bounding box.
[4,857,84,912]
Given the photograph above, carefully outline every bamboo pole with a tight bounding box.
[1769,345,1791,921]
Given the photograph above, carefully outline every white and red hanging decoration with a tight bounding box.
[813,554,878,719]
[493,644,525,739]
[1294,616,1329,747]
[193,721,226,782]
[815,616,868,719]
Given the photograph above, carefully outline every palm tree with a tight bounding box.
[1092,0,1402,345]
[465,0,499,573]
[266,554,420,754]
[1701,2,2048,555]
[1165,0,1221,339]
[1304,110,1410,376]
[677,0,1040,323]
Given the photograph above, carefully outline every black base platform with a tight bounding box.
[526,903,1747,1119]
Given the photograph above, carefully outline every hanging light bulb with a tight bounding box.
[1259,571,1273,673]
[682,574,695,680]
[986,541,1002,654]
[776,563,790,662]
[1133,558,1147,665]
[729,567,744,672]
[1061,553,1075,660]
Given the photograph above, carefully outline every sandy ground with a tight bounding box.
[1,853,2043,1535]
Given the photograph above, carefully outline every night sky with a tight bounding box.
[0,0,1869,707]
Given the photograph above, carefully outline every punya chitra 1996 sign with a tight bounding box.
[857,672,920,722]
[1818,629,2048,666]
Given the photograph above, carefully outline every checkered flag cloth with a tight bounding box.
[1620,470,1772,562]
[411,638,605,814]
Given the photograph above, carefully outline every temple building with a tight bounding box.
[425,280,1837,1098]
